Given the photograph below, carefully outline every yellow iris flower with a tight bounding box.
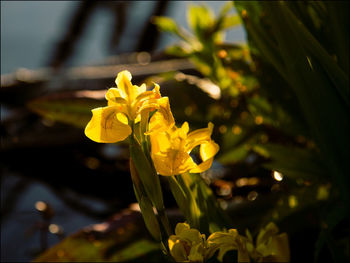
[207,229,246,262]
[168,222,208,262]
[85,70,174,143]
[150,120,220,176]
[207,222,290,262]
[243,222,290,262]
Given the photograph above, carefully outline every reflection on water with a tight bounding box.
[1,174,100,262]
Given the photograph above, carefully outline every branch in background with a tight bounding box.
[0,57,196,106]
[48,0,98,70]
[136,1,170,52]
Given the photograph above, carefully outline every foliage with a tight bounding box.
[153,1,349,262]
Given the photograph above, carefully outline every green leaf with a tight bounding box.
[129,136,164,212]
[265,2,349,202]
[173,174,202,230]
[172,173,231,235]
[165,45,192,58]
[196,175,232,232]
[218,144,249,164]
[34,237,161,262]
[326,1,349,75]
[109,239,163,262]
[278,2,349,106]
[27,90,106,128]
[153,16,179,35]
[217,15,241,31]
[187,5,214,39]
[167,176,192,224]
[219,1,233,17]
[33,209,163,262]
[315,203,349,263]
[130,160,162,242]
[253,143,326,181]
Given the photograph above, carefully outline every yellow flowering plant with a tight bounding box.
[84,70,220,249]
[84,70,290,262]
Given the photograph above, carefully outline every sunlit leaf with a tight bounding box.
[152,16,179,35]
[217,15,241,30]
[187,5,214,40]
[27,90,106,128]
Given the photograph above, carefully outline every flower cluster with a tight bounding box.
[168,222,208,262]
[169,222,290,263]
[85,70,219,176]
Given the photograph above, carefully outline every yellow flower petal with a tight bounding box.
[189,140,219,173]
[256,222,279,246]
[175,222,191,235]
[150,129,171,154]
[85,106,131,143]
[168,237,188,262]
[207,229,239,246]
[115,70,137,102]
[200,141,220,161]
[169,223,207,262]
[116,112,129,125]
[144,97,175,135]
[150,122,218,176]
[105,88,122,102]
[189,158,213,174]
[152,151,196,176]
[177,228,203,245]
[186,122,214,152]
[188,243,205,262]
[207,229,240,262]
[134,83,147,95]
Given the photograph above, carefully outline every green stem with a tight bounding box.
[158,208,173,237]
[129,117,172,239]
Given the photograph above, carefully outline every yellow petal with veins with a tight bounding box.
[152,151,196,176]
[145,97,175,135]
[150,128,171,154]
[85,106,131,143]
[150,121,218,176]
[105,88,122,102]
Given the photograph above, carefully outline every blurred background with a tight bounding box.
[1,1,245,74]
[1,1,244,261]
[1,1,349,262]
